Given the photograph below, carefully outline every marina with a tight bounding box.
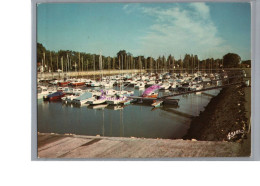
[35,2,252,159]
[37,69,246,140]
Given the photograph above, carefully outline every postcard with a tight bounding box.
[36,2,251,159]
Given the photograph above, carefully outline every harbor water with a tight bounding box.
[37,86,221,139]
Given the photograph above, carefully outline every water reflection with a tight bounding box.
[37,86,221,139]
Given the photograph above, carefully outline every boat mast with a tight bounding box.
[121,54,123,92]
[66,53,69,78]
[41,58,43,73]
[56,56,58,73]
[93,54,95,80]
[192,54,194,75]
[61,56,63,76]
[50,52,52,73]
[180,55,182,74]
[99,52,102,82]
[43,52,45,73]
[198,56,199,73]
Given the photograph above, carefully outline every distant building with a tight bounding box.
[37,62,44,72]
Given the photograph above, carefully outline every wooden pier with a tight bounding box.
[161,81,247,99]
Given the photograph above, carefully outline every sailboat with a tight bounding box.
[91,52,103,87]
[88,53,111,105]
[142,84,160,98]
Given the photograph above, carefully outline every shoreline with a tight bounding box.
[184,77,250,145]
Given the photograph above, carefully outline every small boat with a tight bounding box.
[170,82,178,89]
[88,104,108,110]
[160,83,171,90]
[37,86,56,100]
[62,87,74,94]
[202,77,211,83]
[91,81,102,87]
[62,92,82,104]
[102,81,114,88]
[72,92,95,105]
[142,84,160,98]
[49,79,59,85]
[216,80,222,86]
[190,84,203,91]
[104,89,118,96]
[57,87,67,92]
[135,82,145,89]
[121,98,133,105]
[151,100,163,107]
[130,80,138,85]
[118,90,134,97]
[43,91,65,101]
[70,82,86,86]
[70,79,86,86]
[143,92,158,98]
[73,88,84,94]
[58,81,70,86]
[146,80,156,86]
[106,95,128,105]
[87,96,111,105]
[195,84,203,91]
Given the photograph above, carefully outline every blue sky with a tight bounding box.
[37,2,251,60]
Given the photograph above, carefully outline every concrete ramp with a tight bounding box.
[37,133,245,159]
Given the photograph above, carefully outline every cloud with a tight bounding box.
[122,4,129,10]
[189,2,210,19]
[122,3,140,14]
[133,3,231,59]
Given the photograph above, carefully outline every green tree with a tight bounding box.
[117,50,127,69]
[37,43,46,62]
[223,53,241,68]
[241,60,251,68]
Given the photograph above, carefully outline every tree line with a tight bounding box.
[37,43,250,73]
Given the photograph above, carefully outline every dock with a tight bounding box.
[129,96,179,105]
[201,92,215,97]
[38,133,244,158]
[38,69,146,79]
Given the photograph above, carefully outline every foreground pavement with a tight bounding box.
[37,133,246,159]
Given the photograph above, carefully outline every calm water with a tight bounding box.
[37,86,220,139]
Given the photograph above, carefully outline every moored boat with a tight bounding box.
[37,86,56,100]
[120,98,133,105]
[151,100,163,107]
[142,84,160,98]
[106,95,128,105]
[143,92,158,98]
[58,81,70,86]
[87,95,111,105]
[70,81,86,86]
[43,91,65,101]
[135,82,145,89]
[72,92,95,105]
